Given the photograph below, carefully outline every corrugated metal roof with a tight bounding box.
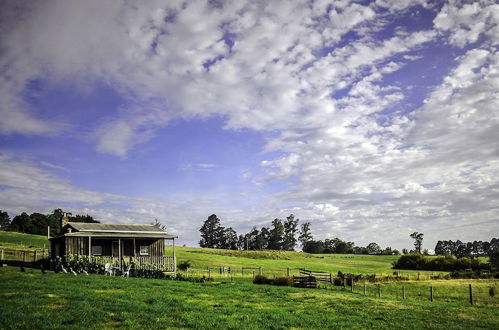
[68,222,167,233]
[62,232,177,239]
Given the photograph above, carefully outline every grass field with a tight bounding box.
[0,231,49,249]
[0,266,498,329]
[0,231,498,328]
[176,246,434,276]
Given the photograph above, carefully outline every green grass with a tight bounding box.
[0,231,49,249]
[0,266,498,329]
[176,246,434,276]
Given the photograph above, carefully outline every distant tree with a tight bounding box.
[323,238,355,254]
[199,214,223,248]
[222,227,238,250]
[151,218,167,230]
[237,234,245,250]
[402,248,408,254]
[410,232,424,254]
[10,212,31,233]
[268,218,285,250]
[282,214,299,251]
[0,210,10,228]
[298,222,313,248]
[46,209,64,236]
[392,249,400,255]
[302,240,325,254]
[255,227,270,250]
[71,214,100,224]
[28,213,50,235]
[383,247,393,255]
[489,249,499,270]
[354,246,368,254]
[366,242,381,254]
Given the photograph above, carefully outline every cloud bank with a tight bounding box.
[0,0,498,248]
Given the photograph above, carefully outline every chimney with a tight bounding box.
[61,212,70,231]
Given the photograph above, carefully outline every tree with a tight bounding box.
[11,212,31,233]
[268,218,285,250]
[0,210,10,228]
[255,227,270,250]
[282,214,299,251]
[28,213,50,235]
[302,240,325,254]
[298,222,313,248]
[151,218,167,230]
[221,227,238,250]
[71,214,99,224]
[410,232,424,254]
[199,214,222,248]
[366,242,381,254]
[402,248,408,254]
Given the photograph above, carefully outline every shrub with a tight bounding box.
[177,260,191,271]
[489,287,495,297]
[272,277,292,286]
[333,277,343,286]
[393,254,489,271]
[253,274,272,285]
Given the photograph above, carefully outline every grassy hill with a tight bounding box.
[0,231,425,275]
[0,231,49,249]
[176,246,431,276]
[0,266,498,329]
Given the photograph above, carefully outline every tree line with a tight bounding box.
[0,209,99,236]
[434,238,499,258]
[199,214,396,254]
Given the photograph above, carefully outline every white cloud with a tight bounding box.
[1,0,498,249]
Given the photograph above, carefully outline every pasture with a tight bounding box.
[0,231,498,328]
[1,266,498,329]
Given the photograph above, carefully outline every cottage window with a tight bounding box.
[139,245,149,256]
[91,245,102,256]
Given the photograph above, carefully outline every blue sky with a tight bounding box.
[1,0,498,250]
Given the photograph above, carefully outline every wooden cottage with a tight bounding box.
[50,219,177,273]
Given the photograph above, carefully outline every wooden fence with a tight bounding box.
[0,247,49,263]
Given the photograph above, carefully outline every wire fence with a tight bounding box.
[1,250,497,306]
[181,266,498,306]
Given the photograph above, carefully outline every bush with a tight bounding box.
[272,277,292,286]
[253,274,272,285]
[333,277,343,286]
[489,287,495,297]
[177,260,191,271]
[392,254,489,271]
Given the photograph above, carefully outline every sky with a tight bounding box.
[0,0,498,251]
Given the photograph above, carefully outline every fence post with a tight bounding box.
[430,286,433,302]
[469,284,473,305]
[33,250,37,262]
[23,251,26,262]
[259,267,262,276]
[287,267,290,277]
[208,268,211,280]
[363,283,366,295]
[252,271,255,280]
[378,284,381,297]
[402,286,406,299]
[350,276,354,292]
[1,249,3,261]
